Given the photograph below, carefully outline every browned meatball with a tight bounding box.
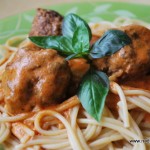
[29,8,63,36]
[93,25,150,81]
[2,47,71,114]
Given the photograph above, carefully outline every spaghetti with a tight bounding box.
[0,18,150,150]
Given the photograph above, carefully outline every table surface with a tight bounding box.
[0,0,150,19]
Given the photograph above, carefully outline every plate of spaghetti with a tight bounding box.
[0,2,150,150]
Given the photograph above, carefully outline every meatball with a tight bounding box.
[29,8,63,36]
[29,8,90,95]
[93,25,150,81]
[68,58,90,95]
[2,47,71,114]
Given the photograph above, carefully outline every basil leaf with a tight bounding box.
[29,13,92,58]
[29,36,74,55]
[62,13,92,40]
[72,26,90,57]
[89,29,132,59]
[77,69,109,121]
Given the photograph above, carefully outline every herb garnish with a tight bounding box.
[29,13,131,121]
[89,29,131,59]
[78,69,109,121]
[29,14,91,59]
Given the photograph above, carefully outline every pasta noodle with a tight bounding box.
[0,17,150,150]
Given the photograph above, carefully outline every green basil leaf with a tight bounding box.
[29,36,74,55]
[29,13,92,58]
[77,69,109,121]
[89,29,132,59]
[72,26,90,57]
[65,53,79,60]
[62,13,92,40]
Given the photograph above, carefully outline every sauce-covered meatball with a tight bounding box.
[2,47,71,114]
[29,8,90,96]
[93,25,150,81]
[68,58,90,95]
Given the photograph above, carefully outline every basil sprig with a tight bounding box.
[29,13,91,59]
[29,13,131,122]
